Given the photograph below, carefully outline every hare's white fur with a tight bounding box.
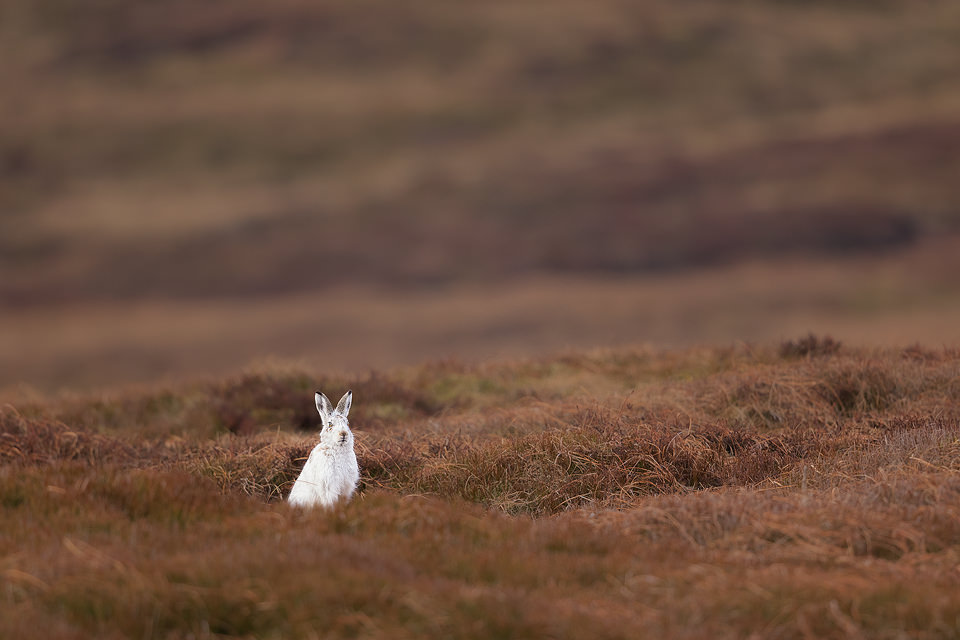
[288,390,359,508]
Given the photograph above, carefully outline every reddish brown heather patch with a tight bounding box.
[358,412,818,515]
[26,342,960,441]
[0,408,139,466]
[207,369,443,435]
[5,343,959,509]
[700,350,957,430]
[3,470,959,640]
[2,344,960,639]
[178,437,312,502]
[581,468,960,557]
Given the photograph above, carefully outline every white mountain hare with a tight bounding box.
[288,390,360,508]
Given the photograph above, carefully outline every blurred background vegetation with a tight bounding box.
[2,0,960,392]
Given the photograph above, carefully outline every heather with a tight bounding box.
[3,341,959,638]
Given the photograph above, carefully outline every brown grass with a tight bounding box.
[2,342,959,637]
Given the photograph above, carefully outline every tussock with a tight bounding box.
[1,409,140,466]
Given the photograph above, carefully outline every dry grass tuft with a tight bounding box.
[179,438,310,502]
[0,408,139,466]
[814,359,903,415]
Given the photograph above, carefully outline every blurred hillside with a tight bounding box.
[4,0,960,301]
[2,0,960,390]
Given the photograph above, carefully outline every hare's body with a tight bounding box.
[288,390,359,508]
[287,441,359,508]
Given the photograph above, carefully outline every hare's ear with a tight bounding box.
[315,391,334,423]
[336,390,353,418]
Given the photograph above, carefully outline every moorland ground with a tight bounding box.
[2,340,959,638]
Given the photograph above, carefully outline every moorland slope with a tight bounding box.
[4,1,960,302]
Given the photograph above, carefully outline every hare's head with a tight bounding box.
[316,390,354,449]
